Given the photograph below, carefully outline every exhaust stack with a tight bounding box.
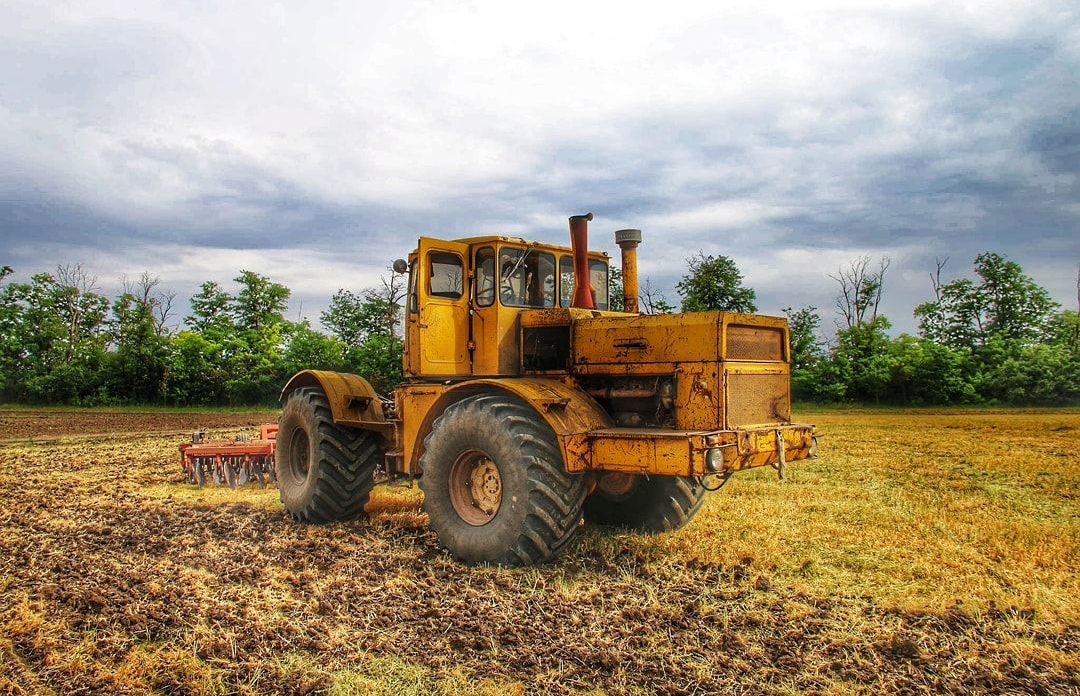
[569,213,596,309]
[615,228,642,314]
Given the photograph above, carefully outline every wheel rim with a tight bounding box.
[448,449,502,526]
[288,427,311,484]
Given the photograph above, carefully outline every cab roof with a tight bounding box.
[438,235,610,258]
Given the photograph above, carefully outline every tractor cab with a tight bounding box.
[402,235,612,378]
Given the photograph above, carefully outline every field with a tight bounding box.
[1,407,1078,696]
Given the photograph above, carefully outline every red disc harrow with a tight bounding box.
[179,424,278,487]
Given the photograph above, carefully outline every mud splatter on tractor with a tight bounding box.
[179,424,278,487]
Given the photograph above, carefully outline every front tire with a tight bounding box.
[419,394,586,565]
[584,474,707,533]
[276,387,384,522]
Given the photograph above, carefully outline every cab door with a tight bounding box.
[413,237,471,376]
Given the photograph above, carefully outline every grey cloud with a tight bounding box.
[1,2,1078,337]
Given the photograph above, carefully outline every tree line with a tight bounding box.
[664,251,1079,405]
[0,264,404,405]
[0,249,1077,406]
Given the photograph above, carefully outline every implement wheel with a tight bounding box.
[276,386,383,522]
[419,394,586,565]
[584,474,707,533]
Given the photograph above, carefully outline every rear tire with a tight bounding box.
[584,474,707,533]
[276,387,384,522]
[419,394,586,565]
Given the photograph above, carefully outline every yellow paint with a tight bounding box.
[279,370,392,437]
[410,237,471,376]
[396,377,611,475]
[284,232,816,484]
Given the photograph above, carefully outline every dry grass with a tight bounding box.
[0,407,1077,695]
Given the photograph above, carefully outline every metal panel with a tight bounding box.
[725,324,784,361]
[572,312,721,364]
[725,370,790,427]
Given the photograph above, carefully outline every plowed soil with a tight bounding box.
[1,408,1078,695]
[0,408,274,441]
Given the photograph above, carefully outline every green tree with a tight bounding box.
[887,335,978,405]
[105,291,170,402]
[166,331,227,405]
[640,278,675,314]
[186,280,235,342]
[915,253,1059,349]
[676,252,757,313]
[279,322,345,377]
[783,306,822,371]
[987,343,1080,404]
[345,334,403,394]
[833,316,894,402]
[322,271,406,394]
[607,267,624,312]
[322,289,398,345]
[0,269,109,402]
[783,305,824,402]
[226,271,291,403]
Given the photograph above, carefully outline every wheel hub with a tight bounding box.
[597,471,636,497]
[288,428,310,483]
[448,450,503,526]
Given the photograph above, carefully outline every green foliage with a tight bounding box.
[0,249,1072,408]
[915,253,1059,349]
[322,289,398,345]
[166,331,227,405]
[985,343,1080,404]
[783,306,822,371]
[345,335,404,394]
[887,335,979,405]
[280,323,345,377]
[186,281,234,342]
[607,267,624,312]
[676,252,757,313]
[106,292,170,403]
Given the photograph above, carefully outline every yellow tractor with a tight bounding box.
[276,213,816,565]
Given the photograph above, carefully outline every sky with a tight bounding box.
[1,0,1078,337]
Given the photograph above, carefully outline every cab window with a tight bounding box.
[558,255,574,308]
[590,259,609,310]
[558,255,609,310]
[499,247,555,308]
[427,251,463,299]
[475,247,495,307]
[408,259,418,313]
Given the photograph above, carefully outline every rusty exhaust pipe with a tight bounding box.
[615,228,641,314]
[569,212,596,309]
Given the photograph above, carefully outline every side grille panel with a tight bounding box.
[726,371,790,426]
[726,325,784,361]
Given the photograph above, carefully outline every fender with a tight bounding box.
[280,370,392,438]
[405,377,612,474]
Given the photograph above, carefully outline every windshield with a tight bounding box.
[499,247,555,308]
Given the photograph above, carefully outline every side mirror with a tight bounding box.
[392,259,408,274]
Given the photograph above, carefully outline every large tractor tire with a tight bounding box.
[276,386,383,523]
[584,473,707,533]
[418,394,586,565]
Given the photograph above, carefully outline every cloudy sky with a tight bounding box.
[1,0,1078,335]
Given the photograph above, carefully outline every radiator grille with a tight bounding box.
[726,325,784,361]
[726,372,790,426]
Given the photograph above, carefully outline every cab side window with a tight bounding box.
[407,259,418,313]
[475,247,495,307]
[428,251,463,299]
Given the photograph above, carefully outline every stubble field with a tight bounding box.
[1,406,1078,695]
